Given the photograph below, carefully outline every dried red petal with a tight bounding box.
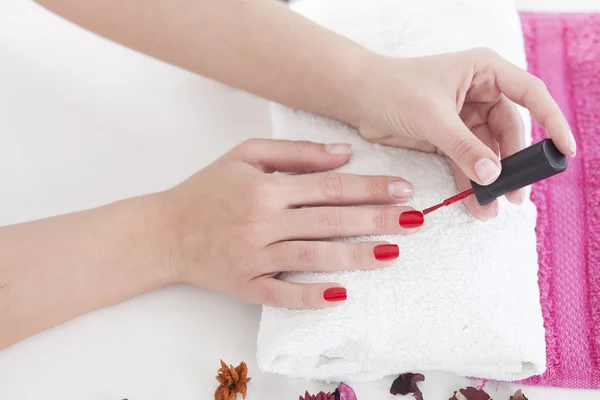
[390,373,425,400]
[299,390,335,400]
[510,389,529,400]
[334,382,357,400]
[448,386,491,400]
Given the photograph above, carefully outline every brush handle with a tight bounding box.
[470,138,568,205]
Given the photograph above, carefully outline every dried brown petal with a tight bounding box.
[214,385,230,400]
[448,386,490,400]
[390,373,425,400]
[214,360,251,400]
[510,389,528,400]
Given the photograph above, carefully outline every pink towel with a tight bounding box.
[518,12,600,389]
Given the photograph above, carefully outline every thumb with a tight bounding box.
[431,111,501,186]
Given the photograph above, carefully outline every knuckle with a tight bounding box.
[372,207,388,230]
[322,174,344,200]
[296,245,319,266]
[366,178,386,200]
[451,137,476,162]
[236,214,272,237]
[472,46,497,58]
[250,179,278,202]
[263,287,281,306]
[532,76,548,93]
[349,246,361,264]
[238,138,263,152]
[318,210,344,229]
[293,140,315,155]
[300,289,312,308]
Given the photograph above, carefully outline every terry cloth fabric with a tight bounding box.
[518,12,600,389]
[256,0,546,383]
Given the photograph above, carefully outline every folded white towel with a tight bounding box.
[257,0,546,383]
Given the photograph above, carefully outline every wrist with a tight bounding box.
[134,192,183,286]
[323,44,376,128]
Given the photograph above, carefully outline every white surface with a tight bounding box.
[0,0,598,399]
[260,0,545,384]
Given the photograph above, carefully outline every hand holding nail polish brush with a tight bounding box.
[422,138,568,215]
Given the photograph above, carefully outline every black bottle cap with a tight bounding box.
[471,138,568,206]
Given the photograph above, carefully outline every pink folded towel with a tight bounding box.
[519,12,600,389]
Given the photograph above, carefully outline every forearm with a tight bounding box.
[35,0,370,126]
[0,195,170,349]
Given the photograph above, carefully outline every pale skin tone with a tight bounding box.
[0,0,575,349]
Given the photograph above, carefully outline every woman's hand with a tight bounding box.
[155,139,421,309]
[355,48,575,220]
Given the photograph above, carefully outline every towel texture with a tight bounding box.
[256,0,546,383]
[518,12,600,389]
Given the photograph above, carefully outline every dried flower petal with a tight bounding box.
[390,373,425,400]
[299,391,335,400]
[214,360,251,400]
[510,389,528,400]
[448,386,490,400]
[333,382,357,400]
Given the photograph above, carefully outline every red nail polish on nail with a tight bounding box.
[374,244,400,261]
[323,287,347,302]
[399,210,424,228]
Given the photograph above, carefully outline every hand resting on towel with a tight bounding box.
[1,0,574,350]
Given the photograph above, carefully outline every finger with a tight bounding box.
[449,157,499,221]
[275,206,423,240]
[427,107,502,186]
[472,122,500,157]
[229,138,352,173]
[450,123,500,220]
[258,241,399,273]
[480,49,575,156]
[488,95,527,204]
[247,279,347,309]
[283,172,413,207]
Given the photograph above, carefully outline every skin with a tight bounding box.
[0,0,575,348]
[1,140,415,348]
[34,0,576,219]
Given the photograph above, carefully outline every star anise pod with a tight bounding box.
[390,373,425,400]
[510,389,528,400]
[448,386,491,400]
[214,360,251,400]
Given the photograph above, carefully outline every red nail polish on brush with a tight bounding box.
[420,139,569,217]
[323,287,347,302]
[374,244,400,261]
[399,211,424,228]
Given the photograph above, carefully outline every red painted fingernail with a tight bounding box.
[374,244,399,261]
[399,210,424,228]
[323,287,347,302]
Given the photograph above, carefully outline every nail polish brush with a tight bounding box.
[422,138,568,215]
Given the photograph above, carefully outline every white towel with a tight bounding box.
[257,0,546,383]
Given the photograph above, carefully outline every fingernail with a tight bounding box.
[388,181,413,198]
[323,287,347,302]
[325,143,352,155]
[568,131,577,156]
[374,244,400,261]
[399,210,424,228]
[474,158,501,185]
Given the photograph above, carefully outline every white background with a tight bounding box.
[1,0,599,399]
